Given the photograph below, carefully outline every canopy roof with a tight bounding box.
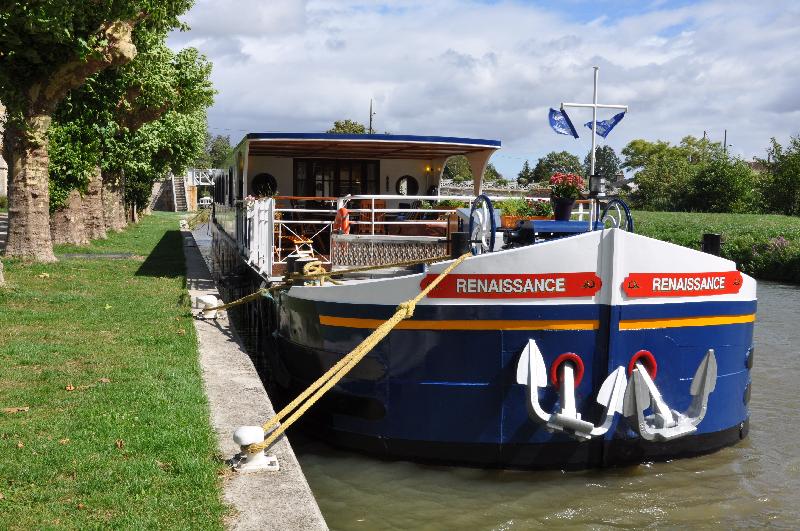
[245,132,501,159]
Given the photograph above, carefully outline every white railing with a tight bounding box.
[244,198,275,275]
[188,168,224,186]
[231,194,594,276]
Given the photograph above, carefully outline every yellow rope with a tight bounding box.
[301,260,342,286]
[245,252,471,454]
[201,254,452,312]
[201,289,268,312]
[290,254,450,282]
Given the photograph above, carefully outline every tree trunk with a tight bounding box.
[50,189,88,246]
[102,170,127,232]
[82,166,106,240]
[5,116,57,262]
[2,19,139,262]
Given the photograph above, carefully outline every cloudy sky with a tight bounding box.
[168,0,800,177]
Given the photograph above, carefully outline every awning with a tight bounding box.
[245,132,500,159]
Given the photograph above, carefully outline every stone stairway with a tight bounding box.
[173,175,188,211]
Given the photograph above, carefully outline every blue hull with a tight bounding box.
[272,295,754,468]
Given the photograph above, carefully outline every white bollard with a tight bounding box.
[194,295,222,319]
[231,426,279,472]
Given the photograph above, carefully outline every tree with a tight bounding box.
[628,150,696,211]
[584,145,621,179]
[621,139,672,171]
[327,120,367,134]
[116,108,208,216]
[47,39,213,240]
[532,151,583,184]
[689,154,755,213]
[758,136,800,215]
[0,0,193,261]
[443,155,500,183]
[517,159,535,186]
[207,134,232,168]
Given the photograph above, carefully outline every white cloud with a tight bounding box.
[168,0,800,177]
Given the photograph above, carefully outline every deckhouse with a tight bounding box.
[213,132,503,277]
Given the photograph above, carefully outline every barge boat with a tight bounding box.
[209,132,755,469]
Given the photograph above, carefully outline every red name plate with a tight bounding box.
[420,273,602,299]
[622,271,743,297]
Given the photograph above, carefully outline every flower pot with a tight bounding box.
[501,215,553,228]
[551,197,575,221]
[501,215,525,228]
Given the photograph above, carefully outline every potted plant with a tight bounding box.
[529,199,554,219]
[549,172,585,221]
[498,198,553,228]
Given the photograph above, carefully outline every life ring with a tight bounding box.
[333,207,350,234]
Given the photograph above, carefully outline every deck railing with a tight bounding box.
[218,195,594,277]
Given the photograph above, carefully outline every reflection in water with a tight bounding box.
[293,282,799,529]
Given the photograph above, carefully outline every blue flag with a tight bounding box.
[549,108,579,138]
[584,112,625,138]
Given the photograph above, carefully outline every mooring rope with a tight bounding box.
[244,252,472,455]
[197,254,452,313]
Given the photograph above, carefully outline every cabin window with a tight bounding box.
[396,175,419,196]
[251,173,278,196]
[293,159,380,196]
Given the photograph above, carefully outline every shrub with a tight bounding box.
[634,210,800,283]
[496,198,530,216]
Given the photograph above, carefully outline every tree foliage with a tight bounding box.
[115,109,208,209]
[0,0,193,120]
[517,159,535,186]
[327,119,367,134]
[48,36,214,211]
[206,134,233,168]
[584,145,621,178]
[443,155,500,183]
[757,136,800,215]
[532,151,583,184]
[624,136,757,213]
[0,0,195,260]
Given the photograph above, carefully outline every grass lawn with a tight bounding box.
[633,210,800,283]
[0,212,227,529]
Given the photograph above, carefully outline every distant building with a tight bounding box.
[747,159,767,173]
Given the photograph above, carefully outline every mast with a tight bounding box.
[560,66,628,229]
[590,66,598,177]
[369,99,375,135]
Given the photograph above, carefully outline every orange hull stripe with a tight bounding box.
[619,313,755,330]
[318,316,599,331]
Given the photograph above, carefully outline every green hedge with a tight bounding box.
[633,211,800,283]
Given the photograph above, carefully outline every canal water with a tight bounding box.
[290,281,800,529]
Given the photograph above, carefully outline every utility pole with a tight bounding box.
[368,99,375,135]
[723,129,727,155]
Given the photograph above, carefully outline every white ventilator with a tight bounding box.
[622,349,717,441]
[516,339,628,441]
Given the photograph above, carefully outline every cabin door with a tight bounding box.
[311,161,335,197]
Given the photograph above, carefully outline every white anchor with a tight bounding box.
[516,339,628,441]
[623,349,718,441]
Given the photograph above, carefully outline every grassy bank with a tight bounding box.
[633,211,800,283]
[0,212,226,529]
